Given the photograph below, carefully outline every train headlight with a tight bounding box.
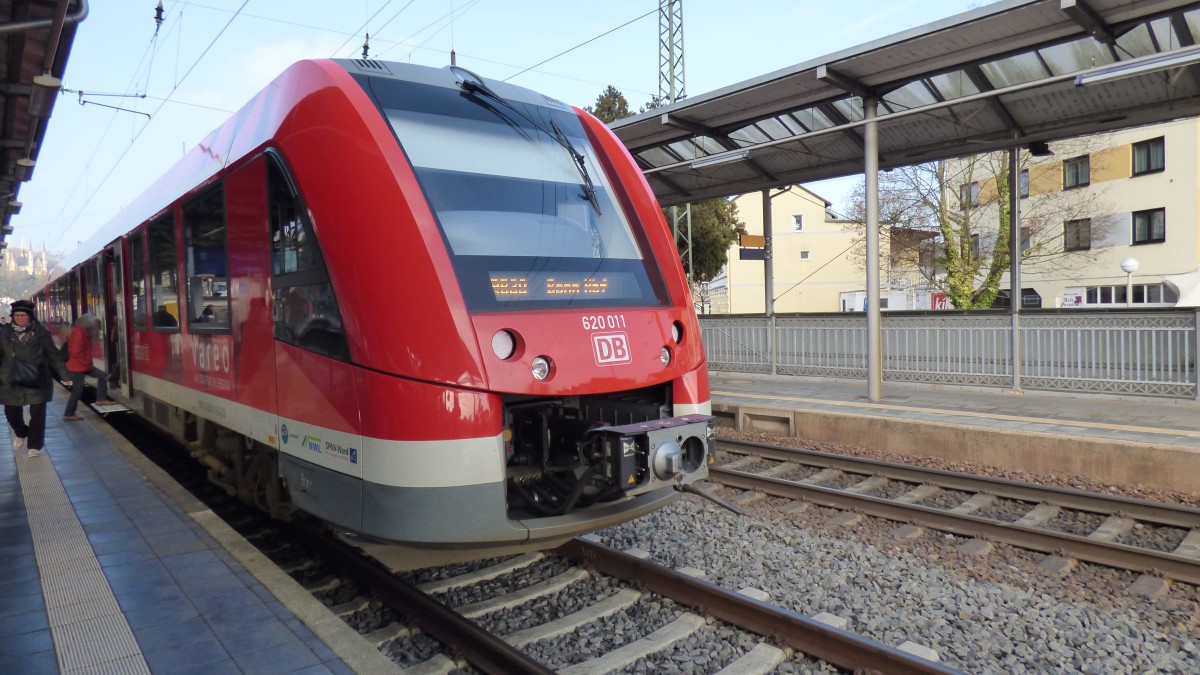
[492,330,517,360]
[671,321,683,344]
[531,356,552,381]
[660,346,672,367]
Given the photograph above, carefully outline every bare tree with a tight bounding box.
[843,141,1111,308]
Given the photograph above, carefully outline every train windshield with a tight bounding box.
[370,78,667,310]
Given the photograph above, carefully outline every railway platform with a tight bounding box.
[0,394,398,674]
[709,372,1200,496]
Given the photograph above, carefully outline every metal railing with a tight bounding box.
[699,310,1199,399]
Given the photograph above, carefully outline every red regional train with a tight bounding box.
[37,59,713,567]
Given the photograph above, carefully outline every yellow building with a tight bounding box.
[705,117,1200,314]
[705,187,884,314]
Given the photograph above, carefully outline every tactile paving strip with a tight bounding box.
[15,443,151,674]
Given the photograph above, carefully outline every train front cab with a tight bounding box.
[296,61,716,558]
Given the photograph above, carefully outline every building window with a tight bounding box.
[959,182,979,208]
[1020,226,1031,253]
[183,185,230,331]
[799,250,811,260]
[792,214,804,232]
[969,233,980,259]
[919,242,938,274]
[1132,137,1165,175]
[1063,155,1089,189]
[1083,283,1171,306]
[1018,169,1029,198]
[1064,218,1091,251]
[1132,208,1166,244]
[148,214,179,331]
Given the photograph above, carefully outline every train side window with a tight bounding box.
[183,185,230,332]
[148,214,181,331]
[130,231,148,331]
[83,258,102,317]
[47,277,70,330]
[267,155,350,362]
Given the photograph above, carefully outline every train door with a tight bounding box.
[105,243,131,398]
[265,155,362,531]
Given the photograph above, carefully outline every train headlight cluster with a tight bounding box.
[660,347,672,367]
[531,356,552,381]
[492,330,517,360]
[671,321,683,344]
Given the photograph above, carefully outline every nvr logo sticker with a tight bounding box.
[592,332,631,366]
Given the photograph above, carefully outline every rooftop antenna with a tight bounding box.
[450,1,457,65]
[361,32,370,59]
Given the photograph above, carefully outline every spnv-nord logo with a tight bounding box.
[280,424,289,444]
[591,331,631,366]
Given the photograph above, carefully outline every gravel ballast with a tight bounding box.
[584,428,1200,673]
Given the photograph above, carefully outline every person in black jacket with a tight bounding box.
[1,300,71,458]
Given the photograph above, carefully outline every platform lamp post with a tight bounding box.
[1121,257,1139,308]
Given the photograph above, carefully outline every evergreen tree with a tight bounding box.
[584,86,632,124]
[665,199,745,283]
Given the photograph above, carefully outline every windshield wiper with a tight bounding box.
[550,120,601,216]
[453,67,601,216]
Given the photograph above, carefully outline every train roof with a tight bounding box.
[50,58,562,279]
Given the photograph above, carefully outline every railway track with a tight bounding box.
[306,525,958,674]
[714,439,1200,588]
[112,410,956,673]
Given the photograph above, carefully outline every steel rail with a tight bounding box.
[720,439,1200,528]
[555,538,960,675]
[711,468,1200,585]
[287,521,554,675]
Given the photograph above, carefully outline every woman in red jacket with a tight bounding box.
[62,314,113,421]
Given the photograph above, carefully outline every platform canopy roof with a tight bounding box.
[611,0,1200,207]
[0,0,86,250]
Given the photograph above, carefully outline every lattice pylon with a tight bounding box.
[659,1,693,286]
[658,0,685,106]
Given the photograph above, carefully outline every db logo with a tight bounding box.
[592,332,632,366]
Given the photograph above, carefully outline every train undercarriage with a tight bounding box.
[502,384,712,520]
[125,385,712,571]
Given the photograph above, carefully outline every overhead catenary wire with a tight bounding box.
[373,0,480,61]
[329,0,396,57]
[504,9,656,82]
[43,1,191,252]
[49,0,251,253]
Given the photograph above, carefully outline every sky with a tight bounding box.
[16,0,980,256]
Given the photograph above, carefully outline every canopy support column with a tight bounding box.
[864,97,882,402]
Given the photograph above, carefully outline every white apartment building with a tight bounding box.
[953,117,1200,309]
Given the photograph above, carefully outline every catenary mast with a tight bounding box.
[659,1,694,290]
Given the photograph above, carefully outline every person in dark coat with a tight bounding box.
[63,313,114,421]
[2,300,71,458]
